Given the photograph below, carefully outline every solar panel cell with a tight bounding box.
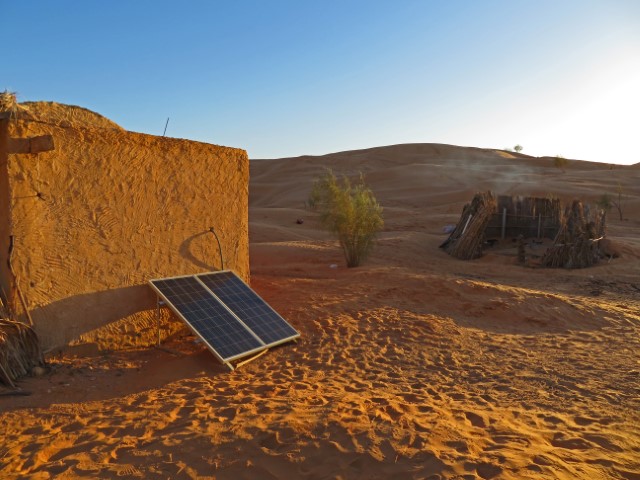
[197,271,299,346]
[150,271,299,368]
[150,276,263,361]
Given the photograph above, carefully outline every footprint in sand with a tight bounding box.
[573,415,597,426]
[463,411,488,428]
[445,440,469,453]
[550,433,595,450]
[115,464,143,477]
[582,433,624,452]
[462,461,503,479]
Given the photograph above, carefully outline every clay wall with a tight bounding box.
[4,119,249,349]
[0,119,10,304]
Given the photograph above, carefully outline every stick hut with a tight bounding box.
[540,200,606,269]
[440,191,497,260]
[441,192,608,269]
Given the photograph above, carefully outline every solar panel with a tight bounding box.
[149,271,299,369]
[149,276,265,363]
[197,271,300,347]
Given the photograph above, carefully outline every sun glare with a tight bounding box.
[533,54,640,165]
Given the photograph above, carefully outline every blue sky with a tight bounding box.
[3,1,640,164]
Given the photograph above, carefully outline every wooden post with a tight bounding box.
[7,135,54,154]
[501,208,507,239]
[537,213,542,239]
[156,297,161,346]
[517,235,526,264]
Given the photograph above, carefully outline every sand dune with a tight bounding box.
[2,143,640,479]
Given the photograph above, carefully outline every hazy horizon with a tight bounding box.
[249,141,639,165]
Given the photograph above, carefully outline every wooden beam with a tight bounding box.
[7,135,54,154]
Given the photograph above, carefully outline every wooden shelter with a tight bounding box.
[441,192,607,268]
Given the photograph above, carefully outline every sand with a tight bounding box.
[1,143,640,479]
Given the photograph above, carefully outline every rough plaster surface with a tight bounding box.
[3,118,249,349]
[0,120,10,302]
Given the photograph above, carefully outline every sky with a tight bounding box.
[3,1,640,164]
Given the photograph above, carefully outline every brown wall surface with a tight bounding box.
[0,119,11,305]
[5,119,249,349]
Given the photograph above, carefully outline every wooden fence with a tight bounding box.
[484,195,563,240]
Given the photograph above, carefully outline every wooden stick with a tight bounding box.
[461,214,473,235]
[235,348,269,369]
[154,345,185,357]
[7,236,34,326]
[0,389,31,396]
[0,362,16,388]
[537,213,542,239]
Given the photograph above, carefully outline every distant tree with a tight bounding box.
[612,184,626,221]
[514,144,523,153]
[596,185,625,220]
[553,155,568,172]
[309,170,384,267]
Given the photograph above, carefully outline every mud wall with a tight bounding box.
[5,119,249,349]
[0,119,10,305]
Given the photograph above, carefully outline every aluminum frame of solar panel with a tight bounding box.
[196,270,300,348]
[149,274,267,364]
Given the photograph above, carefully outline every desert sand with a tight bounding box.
[1,143,640,479]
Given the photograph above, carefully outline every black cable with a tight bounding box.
[209,226,225,271]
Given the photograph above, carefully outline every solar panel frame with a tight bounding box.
[149,274,267,364]
[196,271,300,348]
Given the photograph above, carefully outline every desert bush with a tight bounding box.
[514,144,523,153]
[0,90,18,112]
[309,170,383,267]
[553,155,568,172]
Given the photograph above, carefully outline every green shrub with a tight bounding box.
[596,193,613,211]
[309,170,384,267]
